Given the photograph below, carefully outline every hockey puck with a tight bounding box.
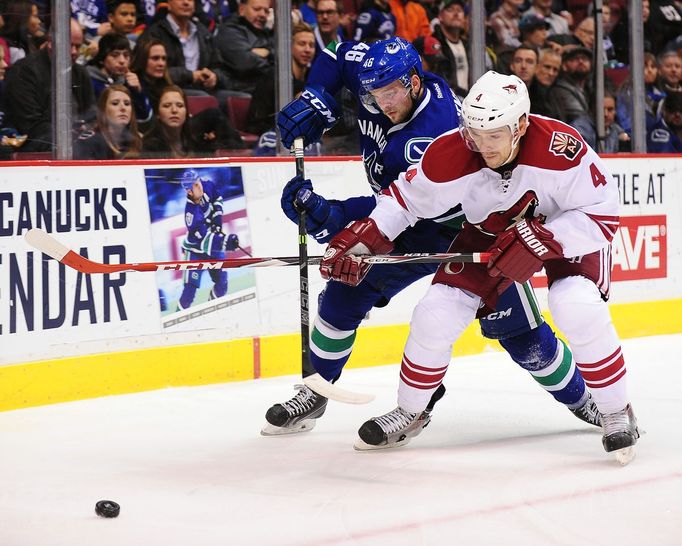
[95,500,120,518]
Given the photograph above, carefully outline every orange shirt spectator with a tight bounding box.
[388,0,430,42]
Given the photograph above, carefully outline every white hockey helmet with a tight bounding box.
[462,71,530,133]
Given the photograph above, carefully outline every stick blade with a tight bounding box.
[303,373,375,405]
[25,228,69,261]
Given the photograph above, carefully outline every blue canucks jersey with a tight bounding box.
[182,180,226,256]
[353,7,396,42]
[308,41,464,253]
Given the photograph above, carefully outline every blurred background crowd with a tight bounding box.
[0,0,680,160]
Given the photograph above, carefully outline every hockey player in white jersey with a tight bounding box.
[319,71,640,464]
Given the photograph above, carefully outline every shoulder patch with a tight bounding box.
[549,131,584,160]
[404,137,433,163]
[651,128,670,143]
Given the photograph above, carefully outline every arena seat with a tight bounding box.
[225,96,259,146]
[186,95,220,116]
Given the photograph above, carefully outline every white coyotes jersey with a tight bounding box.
[370,115,620,258]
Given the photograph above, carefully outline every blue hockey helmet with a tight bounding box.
[180,169,200,191]
[358,37,423,93]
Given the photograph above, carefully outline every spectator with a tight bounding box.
[431,0,469,95]
[246,22,314,136]
[106,0,141,46]
[71,0,111,39]
[518,13,549,50]
[489,0,524,51]
[0,43,27,159]
[412,34,448,77]
[214,0,274,94]
[297,0,318,27]
[586,3,617,63]
[74,83,143,159]
[611,0,651,64]
[313,0,344,57]
[647,91,682,152]
[529,47,561,118]
[573,16,595,50]
[645,0,682,56]
[509,45,538,87]
[571,90,630,153]
[0,0,44,64]
[616,52,664,135]
[195,0,235,30]
[4,19,96,152]
[549,45,593,124]
[388,0,430,42]
[87,32,153,124]
[139,0,227,96]
[657,50,682,95]
[523,0,570,36]
[354,0,396,43]
[142,84,242,157]
[130,38,172,109]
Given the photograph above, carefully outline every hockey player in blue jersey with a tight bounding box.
[263,38,601,446]
[177,170,240,311]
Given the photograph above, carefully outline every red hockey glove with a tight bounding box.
[487,218,563,283]
[320,218,394,286]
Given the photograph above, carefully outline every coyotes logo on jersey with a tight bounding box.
[549,131,583,160]
[476,190,540,235]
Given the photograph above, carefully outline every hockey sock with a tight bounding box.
[500,323,587,408]
[309,316,357,382]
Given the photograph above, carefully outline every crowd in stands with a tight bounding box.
[0,0,680,159]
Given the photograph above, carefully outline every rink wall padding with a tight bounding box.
[1,155,680,411]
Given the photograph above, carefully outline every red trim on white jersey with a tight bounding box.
[587,213,619,242]
[420,130,484,183]
[382,184,408,210]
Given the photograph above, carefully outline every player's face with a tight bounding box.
[109,3,137,34]
[158,91,187,128]
[105,90,132,128]
[103,48,131,76]
[463,126,514,168]
[146,45,167,79]
[370,78,415,123]
[187,180,204,202]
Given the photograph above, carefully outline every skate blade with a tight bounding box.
[614,446,636,466]
[353,437,411,451]
[260,419,317,436]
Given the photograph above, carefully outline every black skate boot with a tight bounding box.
[570,392,602,427]
[601,403,640,465]
[354,384,446,450]
[261,384,328,436]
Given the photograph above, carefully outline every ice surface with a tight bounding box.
[1,334,680,546]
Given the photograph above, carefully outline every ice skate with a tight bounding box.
[354,384,445,451]
[570,392,602,427]
[261,384,328,436]
[601,404,639,465]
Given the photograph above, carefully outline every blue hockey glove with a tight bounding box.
[222,233,239,251]
[276,85,340,149]
[281,175,345,243]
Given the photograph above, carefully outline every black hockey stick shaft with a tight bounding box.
[293,138,316,378]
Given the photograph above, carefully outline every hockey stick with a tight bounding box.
[292,138,376,405]
[24,228,489,275]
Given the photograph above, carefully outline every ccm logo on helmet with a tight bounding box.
[301,90,337,124]
[516,219,550,257]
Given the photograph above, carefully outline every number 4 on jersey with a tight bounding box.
[590,162,608,187]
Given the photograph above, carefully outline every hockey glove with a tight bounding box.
[487,218,563,283]
[281,175,345,243]
[277,85,340,149]
[320,218,393,286]
[222,233,240,252]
